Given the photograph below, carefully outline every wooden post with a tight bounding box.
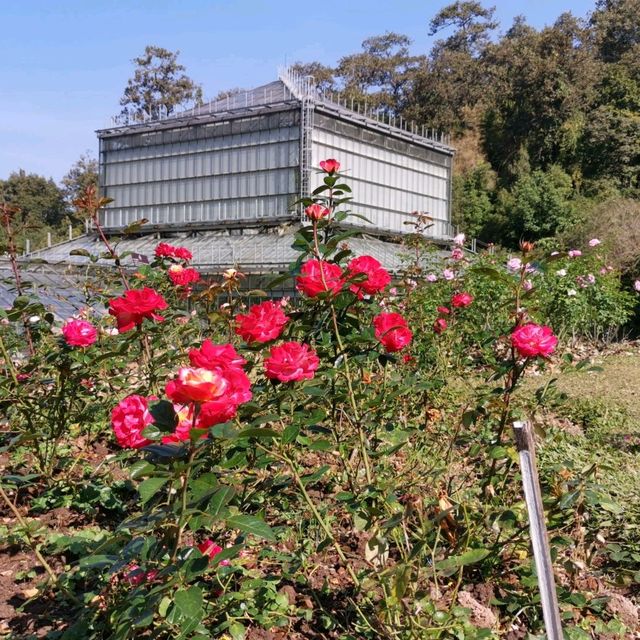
[512,421,563,639]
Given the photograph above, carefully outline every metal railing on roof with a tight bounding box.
[278,66,452,149]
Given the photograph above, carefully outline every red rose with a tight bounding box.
[189,340,247,371]
[451,292,473,308]
[108,287,168,332]
[346,256,391,298]
[154,242,192,261]
[62,318,97,347]
[155,242,175,258]
[437,306,450,315]
[511,323,558,358]
[198,366,252,426]
[433,318,448,334]
[373,312,413,353]
[174,246,193,261]
[296,259,344,298]
[235,301,289,343]
[319,159,340,174]
[168,265,200,287]
[264,341,320,382]
[111,394,154,449]
[305,204,330,221]
[198,539,230,565]
[166,367,228,404]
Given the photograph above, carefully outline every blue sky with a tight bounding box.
[1,0,596,182]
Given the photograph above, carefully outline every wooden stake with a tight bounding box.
[512,420,563,639]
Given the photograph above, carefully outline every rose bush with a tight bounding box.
[1,166,637,639]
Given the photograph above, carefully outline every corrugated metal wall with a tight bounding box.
[99,109,300,230]
[311,112,453,238]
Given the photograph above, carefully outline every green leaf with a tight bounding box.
[301,465,330,486]
[236,427,280,440]
[226,514,276,541]
[128,460,155,480]
[437,548,490,576]
[149,400,178,433]
[138,476,169,504]
[208,486,235,518]
[282,424,300,444]
[174,585,204,622]
[228,622,246,640]
[78,554,117,569]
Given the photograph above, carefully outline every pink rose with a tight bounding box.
[450,247,465,261]
[62,318,97,347]
[426,274,438,282]
[568,249,582,258]
[305,204,330,221]
[296,259,344,298]
[437,306,450,315]
[346,256,391,298]
[453,233,465,245]
[373,312,413,353]
[111,395,154,449]
[433,318,447,334]
[511,323,558,358]
[264,342,320,382]
[442,269,455,281]
[235,301,289,343]
[588,238,601,247]
[451,292,473,308]
[506,258,522,272]
[319,159,340,174]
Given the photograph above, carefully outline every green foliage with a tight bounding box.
[291,1,640,246]
[2,176,639,638]
[61,153,99,207]
[497,165,577,244]
[452,163,495,239]
[0,170,69,249]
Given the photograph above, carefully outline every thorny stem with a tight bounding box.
[172,412,199,560]
[272,442,361,588]
[91,212,130,291]
[310,195,373,485]
[1,204,35,356]
[0,484,81,605]
[0,332,18,385]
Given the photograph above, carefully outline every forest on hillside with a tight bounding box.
[291,0,639,257]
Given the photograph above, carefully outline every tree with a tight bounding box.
[0,171,67,228]
[404,3,496,134]
[428,1,498,57]
[481,14,599,183]
[290,62,336,93]
[591,0,640,62]
[119,45,203,121]
[452,163,495,239]
[495,165,576,245]
[0,171,69,249]
[60,153,98,206]
[335,33,424,114]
